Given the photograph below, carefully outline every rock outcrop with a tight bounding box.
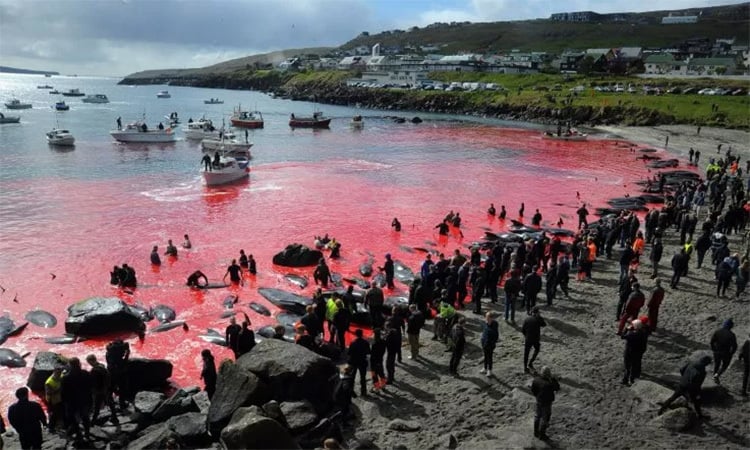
[65,297,146,336]
[26,351,67,392]
[221,406,300,450]
[208,360,271,436]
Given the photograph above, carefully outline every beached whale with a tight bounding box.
[44,335,81,345]
[272,244,323,267]
[330,272,343,287]
[393,261,415,284]
[258,288,312,315]
[0,348,26,368]
[372,273,386,288]
[150,320,186,333]
[384,296,409,311]
[398,245,415,253]
[284,274,309,289]
[152,304,176,323]
[277,312,302,328]
[223,294,239,309]
[25,310,57,328]
[342,277,371,289]
[248,302,271,316]
[128,303,153,322]
[199,328,227,346]
[359,259,374,277]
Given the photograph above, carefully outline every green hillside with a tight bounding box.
[342,3,749,53]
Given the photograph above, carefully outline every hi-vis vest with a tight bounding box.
[45,374,62,405]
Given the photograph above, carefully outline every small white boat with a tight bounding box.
[46,128,75,146]
[184,118,234,141]
[110,120,176,143]
[0,112,21,124]
[82,94,109,104]
[542,129,588,141]
[54,101,70,111]
[156,90,171,98]
[204,98,224,104]
[201,137,253,154]
[350,115,364,129]
[202,149,251,186]
[5,99,32,109]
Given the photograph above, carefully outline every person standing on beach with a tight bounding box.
[618,283,645,335]
[710,319,737,385]
[448,316,467,376]
[200,349,217,399]
[670,249,688,288]
[406,304,424,360]
[480,312,499,377]
[577,204,589,229]
[379,253,395,289]
[8,387,47,449]
[385,324,401,384]
[522,306,546,373]
[647,279,665,332]
[531,366,560,440]
[695,150,701,165]
[689,148,695,163]
[621,319,648,385]
[650,237,663,279]
[225,317,241,359]
[347,329,370,397]
[739,333,749,396]
[86,354,118,425]
[503,270,522,322]
[522,267,542,314]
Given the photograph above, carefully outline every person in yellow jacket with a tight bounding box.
[45,367,64,433]
[325,297,339,344]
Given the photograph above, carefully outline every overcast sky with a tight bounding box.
[0,0,738,76]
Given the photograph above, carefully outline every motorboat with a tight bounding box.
[165,112,180,126]
[81,94,109,103]
[289,111,331,128]
[201,136,253,154]
[46,128,75,146]
[350,115,364,129]
[204,98,224,104]
[37,84,53,89]
[184,117,234,141]
[110,120,176,143]
[54,101,70,111]
[542,129,588,141]
[5,99,32,109]
[49,90,60,94]
[202,149,251,186]
[0,112,21,124]
[62,89,85,97]
[230,108,264,129]
[156,90,171,98]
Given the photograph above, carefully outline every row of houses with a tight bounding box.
[275,37,748,83]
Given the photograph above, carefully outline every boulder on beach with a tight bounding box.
[126,358,174,393]
[653,407,697,432]
[65,296,146,336]
[208,361,271,436]
[221,406,300,450]
[237,338,337,413]
[26,351,67,393]
[280,400,318,434]
[152,387,200,423]
[272,244,323,267]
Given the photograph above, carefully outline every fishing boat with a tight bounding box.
[289,111,331,129]
[49,90,60,94]
[61,89,85,97]
[350,115,364,129]
[201,136,253,154]
[54,101,70,111]
[230,107,264,128]
[156,90,171,98]
[5,99,32,109]
[81,94,109,104]
[37,84,53,89]
[202,149,251,186]
[110,120,176,143]
[46,128,75,146]
[0,112,21,124]
[204,98,224,104]
[184,117,233,141]
[542,129,588,141]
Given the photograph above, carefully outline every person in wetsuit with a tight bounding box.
[391,217,401,232]
[186,270,208,288]
[488,203,496,216]
[223,259,242,285]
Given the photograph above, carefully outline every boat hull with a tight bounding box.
[202,167,249,186]
[204,101,224,104]
[82,96,109,104]
[47,136,75,146]
[201,139,253,153]
[62,93,85,97]
[185,130,229,141]
[110,130,176,143]
[230,119,264,129]
[0,117,21,124]
[289,118,331,128]
[5,104,32,110]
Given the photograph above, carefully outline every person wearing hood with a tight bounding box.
[647,279,665,332]
[480,312,499,377]
[715,257,734,298]
[531,366,560,440]
[710,319,738,384]
[621,319,649,385]
[658,355,712,418]
[379,254,395,289]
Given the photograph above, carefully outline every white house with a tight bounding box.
[643,53,687,75]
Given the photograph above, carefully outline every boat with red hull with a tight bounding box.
[289,111,330,129]
[230,107,264,129]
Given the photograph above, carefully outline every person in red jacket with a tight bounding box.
[647,279,665,332]
[618,283,645,335]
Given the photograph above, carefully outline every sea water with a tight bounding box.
[0,73,686,401]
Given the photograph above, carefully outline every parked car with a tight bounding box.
[614,84,625,93]
[666,87,682,94]
[698,88,715,95]
[570,85,586,93]
[682,87,696,94]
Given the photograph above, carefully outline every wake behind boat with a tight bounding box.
[46,128,75,146]
[201,148,250,186]
[110,119,176,143]
[289,111,330,129]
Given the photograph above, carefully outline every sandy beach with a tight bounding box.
[340,125,750,450]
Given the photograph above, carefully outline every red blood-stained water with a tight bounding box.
[0,124,687,406]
